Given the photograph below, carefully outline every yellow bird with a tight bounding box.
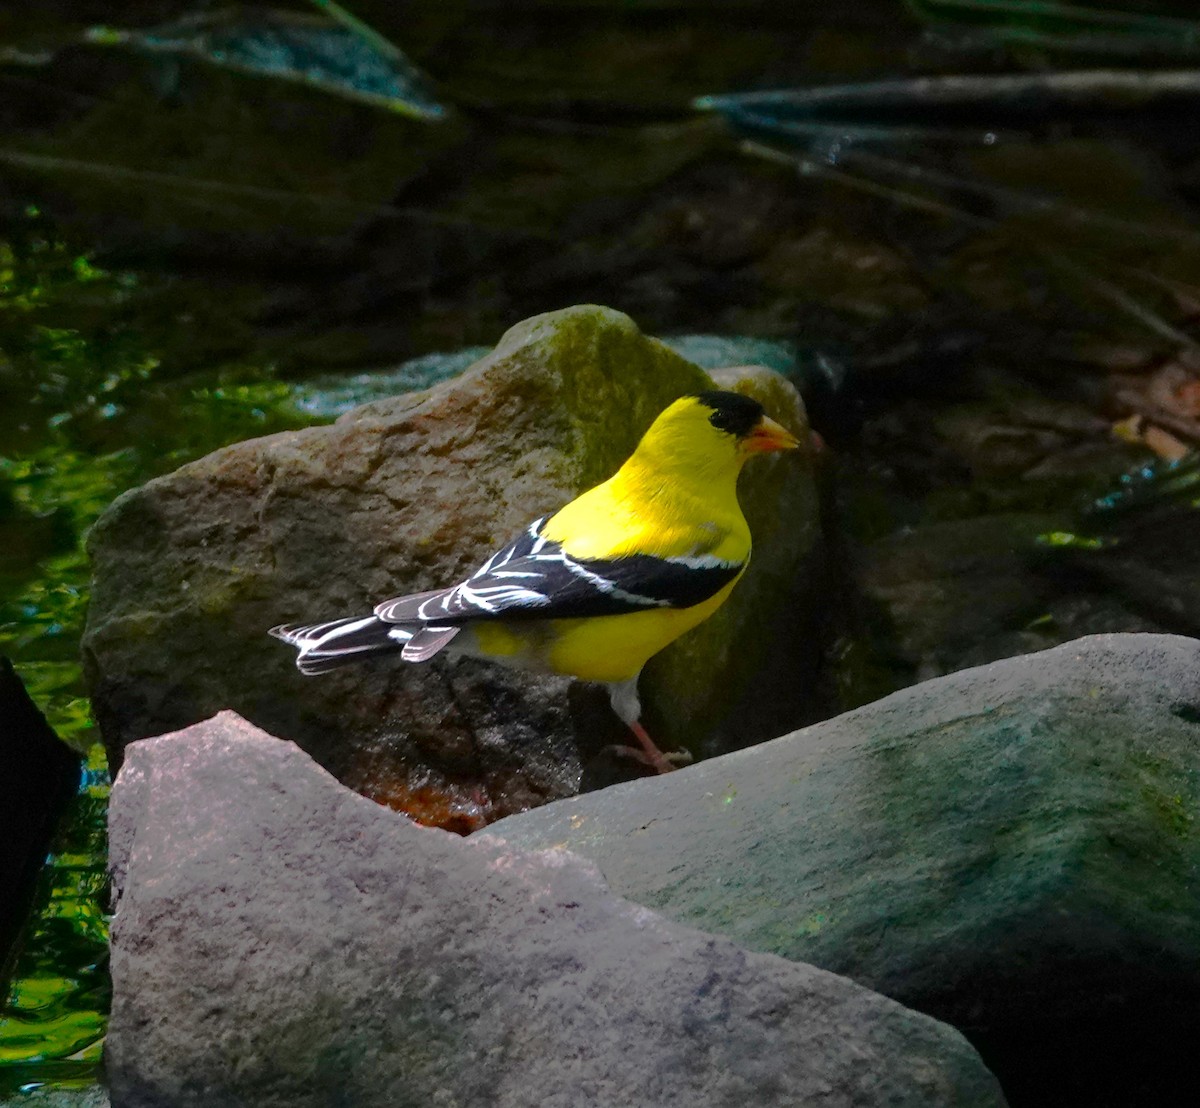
[271,390,800,771]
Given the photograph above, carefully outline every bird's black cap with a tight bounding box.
[692,390,765,438]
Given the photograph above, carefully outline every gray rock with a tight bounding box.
[106,711,1005,1108]
[491,633,1200,1106]
[0,1089,110,1108]
[857,512,1060,682]
[83,306,820,828]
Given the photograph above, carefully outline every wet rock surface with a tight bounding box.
[0,1090,110,1108]
[83,305,819,827]
[106,710,1005,1108]
[492,633,1200,1107]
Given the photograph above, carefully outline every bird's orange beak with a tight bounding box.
[743,415,801,454]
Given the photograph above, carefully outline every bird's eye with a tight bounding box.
[694,390,764,437]
[708,409,741,435]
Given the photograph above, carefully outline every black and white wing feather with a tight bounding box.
[274,519,744,674]
[374,518,744,625]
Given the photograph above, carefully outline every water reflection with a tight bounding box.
[0,748,109,1096]
[0,229,328,1094]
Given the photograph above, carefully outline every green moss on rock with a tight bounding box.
[83,305,819,826]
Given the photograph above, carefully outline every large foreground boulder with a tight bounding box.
[0,1089,108,1108]
[0,1091,109,1108]
[492,633,1200,1106]
[82,306,819,829]
[106,711,1005,1108]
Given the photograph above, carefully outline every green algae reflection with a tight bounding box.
[0,216,499,1092]
[0,748,109,1096]
[0,223,327,1094]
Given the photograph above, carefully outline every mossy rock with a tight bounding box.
[84,305,819,827]
[491,633,1200,1105]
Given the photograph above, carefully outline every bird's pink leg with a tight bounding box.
[623,720,691,774]
[604,677,691,773]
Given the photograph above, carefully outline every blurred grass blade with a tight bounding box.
[905,0,1200,59]
[738,138,1197,349]
[1087,453,1200,516]
[696,70,1200,134]
[85,6,446,121]
[906,0,1200,35]
[307,0,408,66]
[824,147,1200,250]
[0,150,484,227]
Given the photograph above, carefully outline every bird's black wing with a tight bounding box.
[374,519,744,624]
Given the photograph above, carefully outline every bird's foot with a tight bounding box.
[659,747,694,769]
[605,743,693,773]
[607,720,692,774]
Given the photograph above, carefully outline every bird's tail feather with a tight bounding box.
[270,615,461,674]
[270,615,411,674]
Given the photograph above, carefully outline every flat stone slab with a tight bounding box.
[106,711,1004,1108]
[490,633,1200,1105]
[0,1090,110,1108]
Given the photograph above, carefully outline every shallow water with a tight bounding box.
[0,751,109,1098]
[0,228,327,1092]
[0,222,825,1093]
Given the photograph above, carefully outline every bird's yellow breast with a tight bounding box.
[467,574,742,683]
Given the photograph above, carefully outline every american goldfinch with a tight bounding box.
[271,390,800,772]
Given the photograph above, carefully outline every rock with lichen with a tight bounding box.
[492,633,1200,1107]
[83,306,819,828]
[105,710,1007,1108]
